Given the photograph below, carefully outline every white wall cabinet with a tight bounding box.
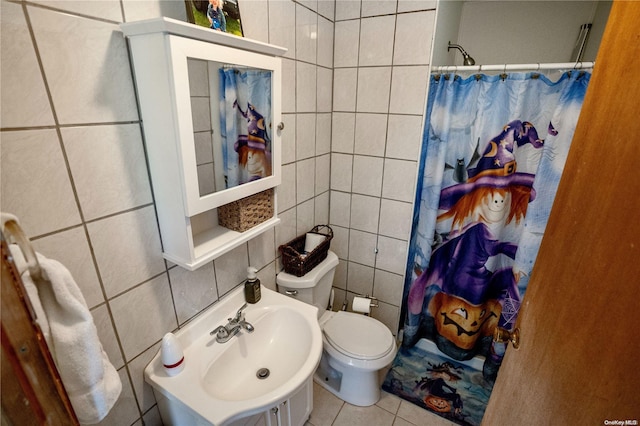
[121,18,286,270]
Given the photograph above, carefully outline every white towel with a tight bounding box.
[17,249,122,424]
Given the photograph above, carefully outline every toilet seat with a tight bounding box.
[322,311,395,360]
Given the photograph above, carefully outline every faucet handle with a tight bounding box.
[210,325,228,337]
[232,303,248,321]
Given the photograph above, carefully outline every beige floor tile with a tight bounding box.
[376,390,402,414]
[333,403,395,426]
[309,382,344,426]
[392,417,415,426]
[396,400,456,426]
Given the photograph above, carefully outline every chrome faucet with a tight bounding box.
[210,303,254,343]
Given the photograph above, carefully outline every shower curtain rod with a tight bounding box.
[432,61,594,74]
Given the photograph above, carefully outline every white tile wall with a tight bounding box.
[361,0,397,17]
[62,124,152,221]
[296,61,317,112]
[1,129,81,235]
[87,207,165,297]
[296,198,316,233]
[386,114,423,160]
[318,16,335,68]
[110,274,177,361]
[296,4,318,62]
[168,263,218,325]
[330,191,352,227]
[334,20,360,67]
[213,244,250,295]
[29,7,139,124]
[333,68,358,111]
[382,158,417,202]
[269,0,297,59]
[332,112,356,153]
[356,67,392,113]
[239,0,269,42]
[348,229,377,266]
[1,1,436,423]
[390,66,430,114]
[354,113,387,157]
[359,16,395,66]
[315,154,331,194]
[317,66,334,111]
[350,194,380,233]
[330,153,353,191]
[282,113,297,163]
[296,157,316,202]
[0,2,54,128]
[335,0,362,21]
[352,155,384,196]
[282,58,297,112]
[316,113,332,154]
[394,11,435,65]
[315,190,330,224]
[280,163,297,211]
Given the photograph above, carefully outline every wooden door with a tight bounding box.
[483,1,640,424]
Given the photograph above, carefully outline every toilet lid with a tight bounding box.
[323,312,394,360]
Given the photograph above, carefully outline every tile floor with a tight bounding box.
[307,382,456,426]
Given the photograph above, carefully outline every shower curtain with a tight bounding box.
[219,68,272,188]
[382,70,590,426]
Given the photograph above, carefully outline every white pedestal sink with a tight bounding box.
[144,285,322,425]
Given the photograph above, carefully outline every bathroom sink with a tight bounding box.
[202,306,314,401]
[144,285,322,425]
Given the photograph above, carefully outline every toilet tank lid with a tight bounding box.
[276,251,338,289]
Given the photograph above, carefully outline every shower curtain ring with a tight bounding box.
[500,64,507,81]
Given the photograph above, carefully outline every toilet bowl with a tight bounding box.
[277,251,397,406]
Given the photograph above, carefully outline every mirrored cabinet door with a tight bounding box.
[170,35,283,216]
[121,18,286,270]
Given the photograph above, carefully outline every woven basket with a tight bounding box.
[279,225,333,277]
[218,189,274,232]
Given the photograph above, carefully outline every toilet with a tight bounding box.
[276,251,397,406]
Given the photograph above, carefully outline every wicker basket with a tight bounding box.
[218,189,274,232]
[279,225,333,277]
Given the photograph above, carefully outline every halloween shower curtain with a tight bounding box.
[382,70,590,425]
[219,68,272,188]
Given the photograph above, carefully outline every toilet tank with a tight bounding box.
[276,251,339,318]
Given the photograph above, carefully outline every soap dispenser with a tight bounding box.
[244,266,261,304]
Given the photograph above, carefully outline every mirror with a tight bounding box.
[168,35,282,216]
[188,59,274,197]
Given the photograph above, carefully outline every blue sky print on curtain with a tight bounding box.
[219,68,272,188]
[383,70,590,425]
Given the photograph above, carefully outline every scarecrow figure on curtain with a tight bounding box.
[233,100,272,183]
[404,120,544,380]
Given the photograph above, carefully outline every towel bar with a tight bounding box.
[1,213,43,282]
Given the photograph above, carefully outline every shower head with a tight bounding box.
[448,42,476,66]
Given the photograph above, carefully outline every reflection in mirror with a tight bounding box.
[188,59,273,197]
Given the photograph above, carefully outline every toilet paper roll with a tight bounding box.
[352,296,371,314]
[304,232,325,253]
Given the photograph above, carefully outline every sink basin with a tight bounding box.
[202,307,313,401]
[144,285,322,425]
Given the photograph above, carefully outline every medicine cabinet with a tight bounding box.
[121,17,286,270]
